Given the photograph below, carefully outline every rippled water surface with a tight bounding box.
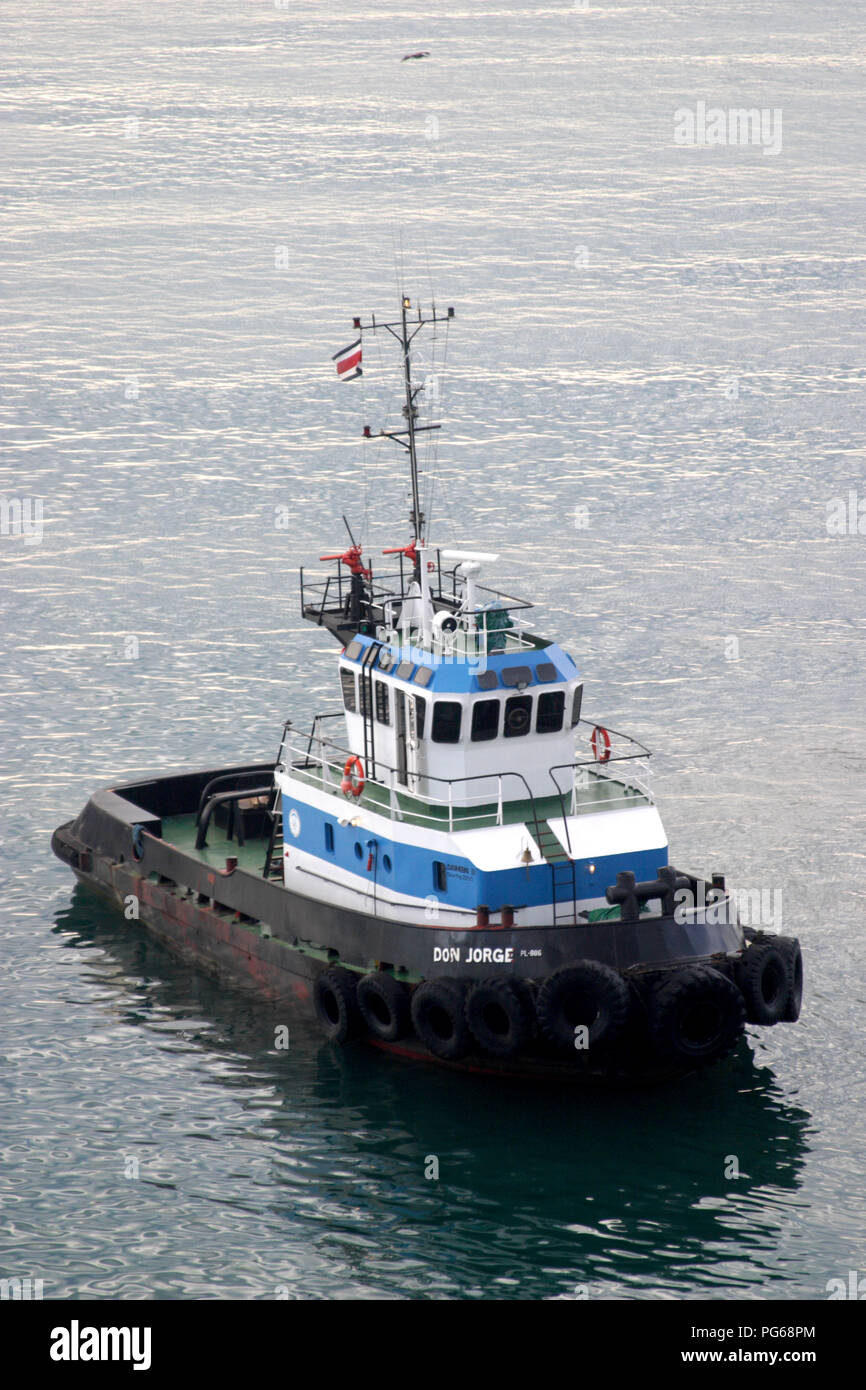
[1,0,864,1299]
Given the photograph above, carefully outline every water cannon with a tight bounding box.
[319,544,371,579]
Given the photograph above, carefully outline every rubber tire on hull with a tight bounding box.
[313,966,362,1043]
[465,978,533,1057]
[736,941,790,1025]
[774,936,804,1022]
[536,961,631,1056]
[411,978,472,1061]
[648,965,745,1068]
[357,971,411,1042]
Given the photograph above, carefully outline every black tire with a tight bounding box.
[411,978,472,1061]
[357,971,411,1042]
[465,978,533,1057]
[774,936,803,1022]
[736,941,790,1025]
[536,961,631,1056]
[313,966,362,1043]
[649,965,745,1067]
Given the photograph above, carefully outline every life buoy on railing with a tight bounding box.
[591,725,612,764]
[341,754,365,798]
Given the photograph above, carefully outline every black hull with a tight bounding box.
[50,763,781,1086]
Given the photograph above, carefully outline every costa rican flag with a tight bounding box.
[332,337,362,380]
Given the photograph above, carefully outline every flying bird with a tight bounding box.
[402,51,430,61]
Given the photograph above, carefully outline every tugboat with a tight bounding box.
[52,295,803,1082]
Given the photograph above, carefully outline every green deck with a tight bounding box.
[161,813,271,873]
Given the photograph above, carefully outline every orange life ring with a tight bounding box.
[591,725,611,764]
[341,754,365,798]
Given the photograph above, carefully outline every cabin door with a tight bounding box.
[405,695,420,794]
[395,691,409,787]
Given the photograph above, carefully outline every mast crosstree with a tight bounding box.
[353,297,455,560]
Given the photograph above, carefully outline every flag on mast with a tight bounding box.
[332,337,362,380]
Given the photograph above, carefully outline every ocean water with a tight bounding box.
[1,0,864,1300]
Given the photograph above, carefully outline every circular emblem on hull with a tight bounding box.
[288,809,301,837]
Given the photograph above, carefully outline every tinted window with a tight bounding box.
[324,823,334,853]
[476,670,498,690]
[413,665,434,687]
[339,668,356,712]
[433,861,447,893]
[413,695,427,739]
[396,660,415,681]
[536,662,558,683]
[537,690,565,733]
[375,680,390,725]
[345,640,363,661]
[570,684,583,727]
[504,695,532,737]
[377,648,395,672]
[501,665,532,688]
[471,699,500,742]
[432,702,462,743]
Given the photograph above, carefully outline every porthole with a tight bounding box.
[504,695,532,737]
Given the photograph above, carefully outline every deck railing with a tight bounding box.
[275,714,652,840]
[300,558,537,657]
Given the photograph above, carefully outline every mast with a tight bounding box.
[355,296,455,565]
[400,296,423,544]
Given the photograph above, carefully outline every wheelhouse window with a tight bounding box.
[570,684,583,727]
[504,695,532,737]
[471,699,499,742]
[375,679,390,725]
[537,690,565,734]
[432,701,462,743]
[413,694,427,739]
[339,668,356,712]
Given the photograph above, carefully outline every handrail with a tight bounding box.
[195,785,272,850]
[572,717,652,763]
[301,562,535,619]
[195,766,276,825]
[276,712,653,848]
[279,724,569,850]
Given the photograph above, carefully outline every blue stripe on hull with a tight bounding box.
[282,792,667,912]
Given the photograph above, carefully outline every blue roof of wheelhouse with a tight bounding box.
[342,632,579,693]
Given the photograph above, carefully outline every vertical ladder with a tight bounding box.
[262,787,284,879]
[531,818,578,926]
[262,722,289,879]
